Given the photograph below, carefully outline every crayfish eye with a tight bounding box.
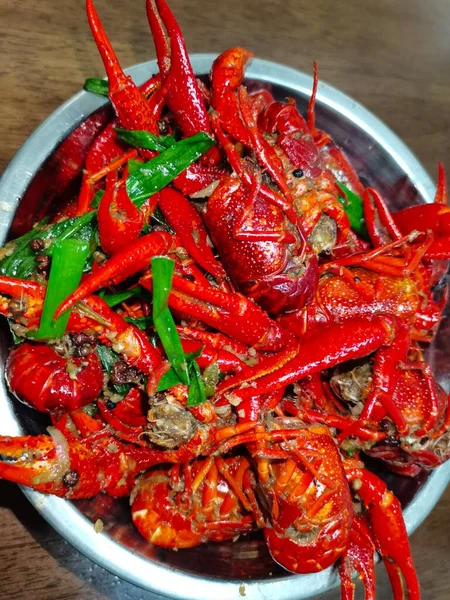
[292,169,304,178]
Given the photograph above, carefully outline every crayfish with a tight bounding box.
[0,1,449,599]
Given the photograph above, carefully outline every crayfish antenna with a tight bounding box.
[307,61,319,134]
[434,162,448,205]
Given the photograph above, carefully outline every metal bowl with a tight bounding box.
[0,56,449,600]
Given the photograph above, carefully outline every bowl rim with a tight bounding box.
[0,55,449,600]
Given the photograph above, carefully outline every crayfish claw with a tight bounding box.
[86,0,158,132]
[0,433,77,496]
[0,432,144,500]
[338,515,376,600]
[347,469,421,600]
[146,0,214,145]
[210,47,254,145]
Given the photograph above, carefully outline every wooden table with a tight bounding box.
[1,0,449,598]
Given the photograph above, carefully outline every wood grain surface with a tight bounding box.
[0,0,449,598]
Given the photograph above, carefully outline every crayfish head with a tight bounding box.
[146,391,199,449]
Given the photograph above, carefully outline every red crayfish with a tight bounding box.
[0,1,449,599]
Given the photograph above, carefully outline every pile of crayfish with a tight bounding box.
[1,0,449,598]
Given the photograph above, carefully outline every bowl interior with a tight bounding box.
[0,57,449,600]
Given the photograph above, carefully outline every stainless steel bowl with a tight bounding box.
[0,56,449,600]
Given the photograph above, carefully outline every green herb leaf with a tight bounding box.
[184,348,205,362]
[127,159,143,175]
[98,286,146,308]
[90,189,105,209]
[96,345,130,395]
[1,212,96,279]
[44,220,95,258]
[115,128,176,153]
[187,360,206,407]
[156,367,183,392]
[0,223,46,276]
[155,348,205,391]
[84,78,109,96]
[337,182,369,239]
[35,239,89,339]
[126,133,216,207]
[123,315,153,330]
[152,256,190,385]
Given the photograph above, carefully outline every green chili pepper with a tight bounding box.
[83,78,109,96]
[152,256,190,385]
[126,133,216,207]
[115,128,176,153]
[34,239,89,339]
[337,182,369,239]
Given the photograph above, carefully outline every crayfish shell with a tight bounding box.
[260,425,353,573]
[6,342,103,413]
[205,176,318,315]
